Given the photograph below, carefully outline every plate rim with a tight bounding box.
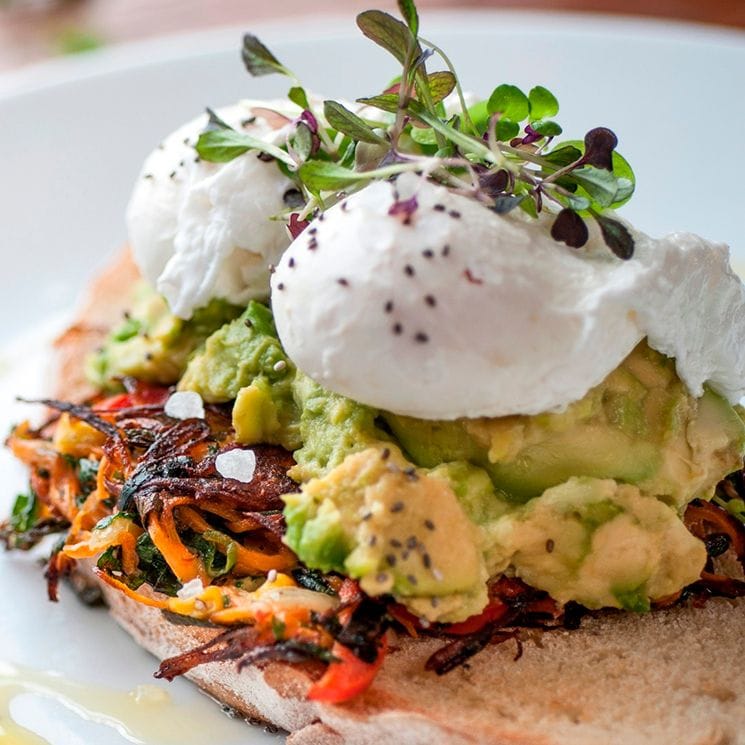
[1,9,743,99]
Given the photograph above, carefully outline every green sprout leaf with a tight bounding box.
[288,86,310,110]
[356,93,401,116]
[398,0,419,35]
[425,71,456,104]
[495,119,520,142]
[196,129,295,167]
[298,161,363,191]
[291,122,314,162]
[357,10,421,67]
[531,119,562,137]
[528,85,559,120]
[543,144,582,168]
[487,84,530,122]
[569,166,622,208]
[324,100,387,145]
[241,34,290,77]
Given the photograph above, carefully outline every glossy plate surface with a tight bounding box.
[0,12,743,743]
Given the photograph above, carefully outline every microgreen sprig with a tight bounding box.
[195,0,636,259]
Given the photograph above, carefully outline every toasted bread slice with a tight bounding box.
[59,250,745,745]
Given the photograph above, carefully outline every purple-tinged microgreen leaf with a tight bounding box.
[356,93,401,116]
[288,213,310,239]
[490,194,525,214]
[324,100,387,145]
[531,119,562,137]
[583,127,617,170]
[388,194,418,224]
[479,169,509,196]
[487,84,530,121]
[356,10,421,68]
[593,213,635,259]
[398,0,419,36]
[425,70,456,104]
[242,34,290,77]
[551,208,589,248]
[528,86,559,120]
[288,86,310,110]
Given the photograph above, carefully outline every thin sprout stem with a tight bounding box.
[419,35,477,136]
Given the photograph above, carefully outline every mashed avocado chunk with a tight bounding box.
[87,282,241,387]
[179,301,300,451]
[119,299,744,620]
[283,447,490,622]
[488,477,707,610]
[386,342,745,508]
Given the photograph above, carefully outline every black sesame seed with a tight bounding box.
[308,238,318,251]
[391,501,405,513]
[390,538,402,548]
[424,519,435,531]
[277,283,285,291]
[337,278,349,287]
[404,265,415,277]
[422,249,434,259]
[384,300,394,313]
[431,597,439,607]
[385,554,397,567]
[241,116,257,127]
[369,535,378,547]
[268,264,276,274]
[402,550,410,560]
[143,173,154,180]
[424,295,436,307]
[422,553,432,569]
[362,511,373,521]
[288,257,295,268]
[245,319,253,328]
[169,171,177,179]
[433,204,446,212]
[546,539,555,553]
[414,332,429,343]
[179,160,185,168]
[308,227,318,235]
[194,156,201,163]
[442,244,451,256]
[381,448,391,460]
[144,352,154,361]
[403,466,418,481]
[393,323,403,335]
[406,536,418,550]
[341,201,349,211]
[376,572,388,583]
[183,137,190,145]
[407,574,418,586]
[449,209,462,219]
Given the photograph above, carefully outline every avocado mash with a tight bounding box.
[123,301,744,622]
[88,282,241,388]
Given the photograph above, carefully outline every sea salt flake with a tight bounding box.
[215,449,257,483]
[164,390,205,420]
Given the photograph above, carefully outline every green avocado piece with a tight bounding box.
[179,301,301,451]
[283,447,490,623]
[86,282,241,388]
[487,477,707,609]
[386,341,745,507]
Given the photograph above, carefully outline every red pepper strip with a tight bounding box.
[443,599,509,636]
[95,385,169,411]
[307,637,387,704]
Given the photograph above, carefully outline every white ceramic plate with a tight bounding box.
[0,11,743,744]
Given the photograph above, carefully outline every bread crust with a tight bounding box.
[60,251,745,745]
